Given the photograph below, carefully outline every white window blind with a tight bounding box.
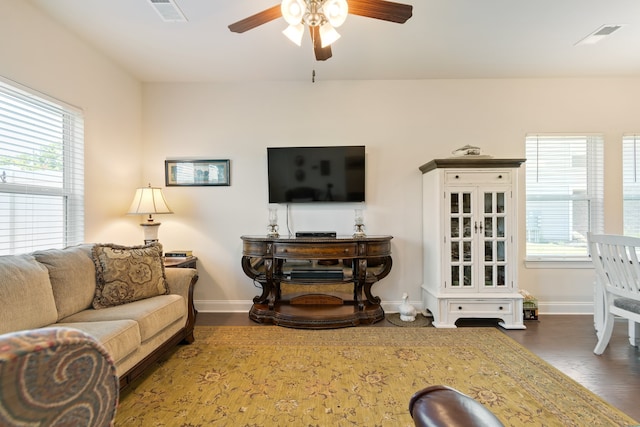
[0,78,84,255]
[623,135,640,237]
[525,134,603,260]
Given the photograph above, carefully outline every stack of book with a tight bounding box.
[164,250,193,259]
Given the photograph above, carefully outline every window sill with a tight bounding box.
[524,258,593,269]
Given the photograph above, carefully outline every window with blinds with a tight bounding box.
[525,134,603,260]
[623,135,640,237]
[0,78,84,255]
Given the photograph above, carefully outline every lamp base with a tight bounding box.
[267,224,279,238]
[140,222,161,245]
[353,224,366,238]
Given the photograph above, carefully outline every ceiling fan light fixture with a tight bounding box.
[283,23,305,46]
[281,0,306,25]
[319,23,340,47]
[322,0,348,28]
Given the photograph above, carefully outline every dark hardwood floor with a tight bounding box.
[501,315,640,422]
[196,313,640,421]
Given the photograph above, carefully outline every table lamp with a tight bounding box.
[128,183,173,244]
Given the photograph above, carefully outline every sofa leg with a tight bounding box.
[182,329,195,344]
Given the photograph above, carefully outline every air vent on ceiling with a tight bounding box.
[575,24,624,46]
[148,0,187,22]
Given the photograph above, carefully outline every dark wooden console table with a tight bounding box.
[241,235,393,329]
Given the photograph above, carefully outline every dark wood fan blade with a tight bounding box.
[228,4,282,33]
[347,0,413,24]
[310,26,332,61]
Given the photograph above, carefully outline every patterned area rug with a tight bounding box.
[115,326,637,427]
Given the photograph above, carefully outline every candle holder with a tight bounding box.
[353,208,366,237]
[267,206,279,238]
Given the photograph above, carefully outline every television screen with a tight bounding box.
[267,146,365,203]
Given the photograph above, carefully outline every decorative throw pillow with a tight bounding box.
[92,243,169,309]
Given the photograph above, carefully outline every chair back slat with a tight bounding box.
[588,233,640,299]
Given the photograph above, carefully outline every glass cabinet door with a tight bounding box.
[448,189,475,288]
[482,190,508,288]
[446,185,510,291]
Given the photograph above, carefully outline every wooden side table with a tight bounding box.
[164,256,197,269]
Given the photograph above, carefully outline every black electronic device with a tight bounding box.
[267,146,365,203]
[295,231,337,238]
[290,269,344,280]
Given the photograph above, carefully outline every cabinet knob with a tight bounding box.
[499,306,503,310]
[282,249,288,253]
[458,306,462,310]
[498,174,503,179]
[344,249,350,253]
[455,175,460,179]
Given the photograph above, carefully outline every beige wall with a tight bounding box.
[4,0,640,314]
[0,0,142,244]
[143,80,639,313]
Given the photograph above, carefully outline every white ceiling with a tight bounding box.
[29,0,640,82]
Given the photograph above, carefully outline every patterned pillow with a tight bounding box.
[92,243,169,309]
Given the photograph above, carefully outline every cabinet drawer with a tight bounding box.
[274,243,357,259]
[448,300,513,314]
[445,171,512,184]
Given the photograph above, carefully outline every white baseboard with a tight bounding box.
[537,301,593,315]
[196,299,438,314]
[195,300,252,313]
[194,299,595,315]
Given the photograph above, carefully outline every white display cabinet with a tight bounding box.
[420,158,526,329]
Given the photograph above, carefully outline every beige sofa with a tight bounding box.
[0,243,198,389]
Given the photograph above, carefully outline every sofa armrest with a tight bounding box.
[165,267,198,298]
[164,267,198,343]
[0,327,119,426]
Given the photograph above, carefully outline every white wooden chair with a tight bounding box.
[588,233,640,355]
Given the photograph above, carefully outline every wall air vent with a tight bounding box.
[575,24,624,46]
[148,0,187,22]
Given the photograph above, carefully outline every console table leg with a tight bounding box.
[265,259,276,310]
[355,259,368,311]
[364,282,381,305]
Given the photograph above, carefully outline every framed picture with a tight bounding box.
[165,159,230,186]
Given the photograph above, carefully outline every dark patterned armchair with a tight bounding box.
[0,327,119,426]
[409,385,504,427]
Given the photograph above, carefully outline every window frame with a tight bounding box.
[623,134,640,238]
[0,77,84,255]
[524,133,604,266]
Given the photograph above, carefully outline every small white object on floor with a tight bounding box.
[399,293,417,322]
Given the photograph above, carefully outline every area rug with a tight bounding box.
[115,326,637,427]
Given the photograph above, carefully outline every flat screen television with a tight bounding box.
[267,146,365,203]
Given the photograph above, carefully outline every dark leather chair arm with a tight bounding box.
[409,385,504,427]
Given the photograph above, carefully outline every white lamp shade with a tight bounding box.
[319,23,340,47]
[283,23,305,46]
[128,185,173,216]
[281,0,306,25]
[323,0,348,27]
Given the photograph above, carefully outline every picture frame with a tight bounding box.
[165,159,230,186]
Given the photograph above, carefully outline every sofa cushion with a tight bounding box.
[0,254,58,334]
[92,243,169,309]
[33,244,96,320]
[55,319,140,364]
[60,294,184,342]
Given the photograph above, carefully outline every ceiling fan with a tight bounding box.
[228,0,413,61]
